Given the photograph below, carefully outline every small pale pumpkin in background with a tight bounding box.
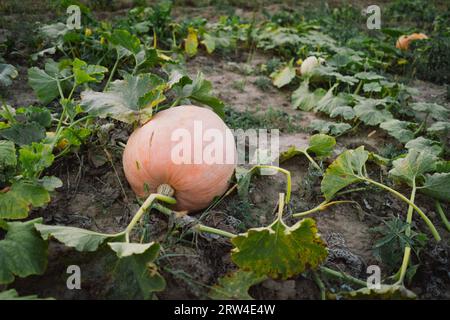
[300,56,326,75]
[123,105,236,212]
[396,33,428,51]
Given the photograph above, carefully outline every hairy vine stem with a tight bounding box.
[293,200,357,218]
[124,193,176,242]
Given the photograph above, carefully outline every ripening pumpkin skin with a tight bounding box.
[123,105,237,212]
[396,33,428,50]
[396,35,410,50]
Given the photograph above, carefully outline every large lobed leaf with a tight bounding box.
[107,29,141,56]
[291,80,325,111]
[405,137,442,157]
[81,73,164,124]
[389,149,436,187]
[410,102,449,120]
[231,218,328,279]
[380,119,415,144]
[420,173,450,202]
[108,242,166,299]
[0,218,48,284]
[0,122,46,146]
[354,98,393,126]
[35,224,123,252]
[309,119,351,136]
[209,270,267,300]
[28,60,71,104]
[280,133,336,162]
[0,180,56,220]
[177,72,225,118]
[321,146,369,201]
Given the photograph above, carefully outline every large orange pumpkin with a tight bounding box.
[123,105,237,212]
[396,33,428,50]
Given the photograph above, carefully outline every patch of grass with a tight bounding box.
[225,199,256,230]
[253,76,272,91]
[262,57,282,75]
[225,107,303,133]
[370,216,428,273]
[231,79,246,92]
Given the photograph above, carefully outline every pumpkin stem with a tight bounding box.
[157,184,175,197]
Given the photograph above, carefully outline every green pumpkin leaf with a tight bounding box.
[38,22,68,42]
[0,122,46,146]
[321,146,369,201]
[0,63,18,87]
[307,134,336,158]
[201,33,216,54]
[0,140,16,169]
[0,180,51,220]
[280,133,335,162]
[19,142,54,177]
[330,106,356,120]
[354,71,385,81]
[176,72,225,118]
[311,65,358,85]
[0,218,48,284]
[309,119,351,136]
[35,224,124,252]
[108,241,165,299]
[389,150,436,187]
[209,270,267,300]
[380,120,415,144]
[354,98,393,126]
[28,66,60,104]
[18,106,52,128]
[39,176,63,191]
[315,84,348,114]
[80,73,164,124]
[271,59,295,88]
[10,180,51,208]
[292,81,325,111]
[420,173,450,202]
[107,29,141,55]
[410,102,449,120]
[363,82,382,93]
[201,32,231,54]
[108,242,156,258]
[0,289,52,300]
[72,58,108,85]
[405,137,442,157]
[231,217,327,279]
[427,121,450,134]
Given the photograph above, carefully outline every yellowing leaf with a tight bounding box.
[271,59,295,88]
[209,270,266,300]
[185,27,198,57]
[231,217,327,279]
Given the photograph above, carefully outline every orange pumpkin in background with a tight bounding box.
[396,33,428,50]
[123,105,237,212]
